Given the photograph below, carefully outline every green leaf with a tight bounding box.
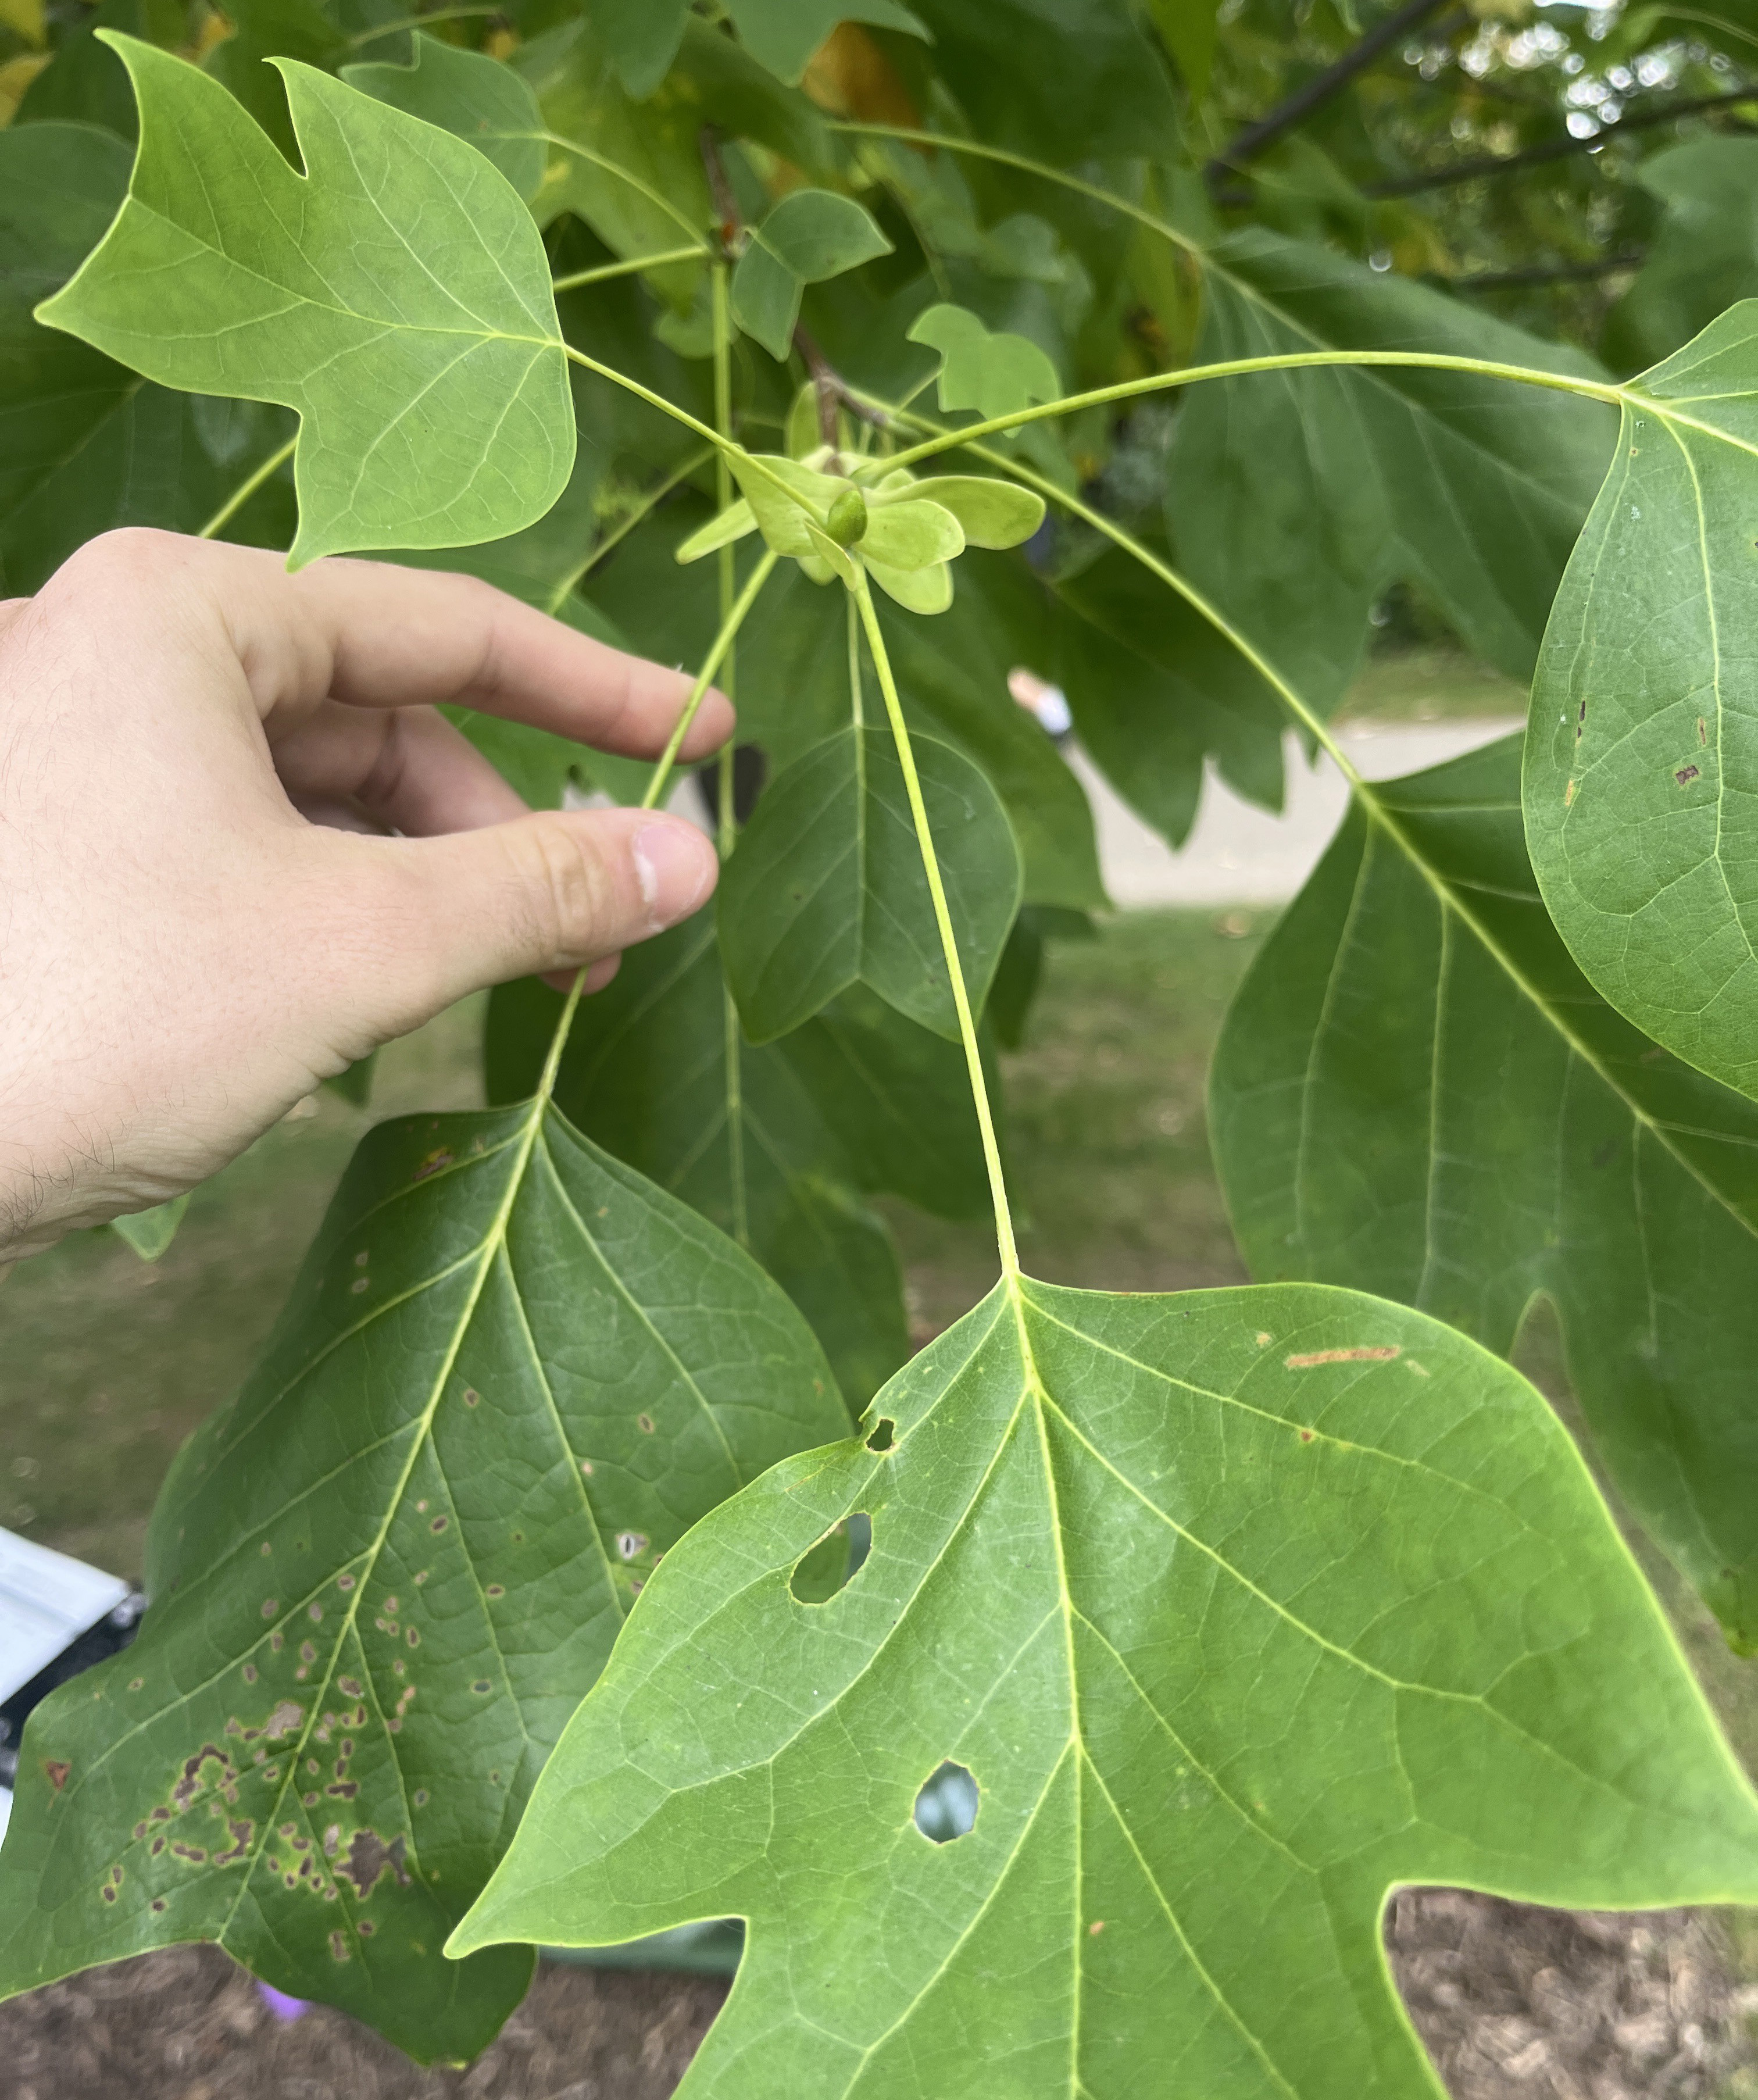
[859,496,963,570]
[13,0,175,137]
[1145,0,1220,98]
[731,189,893,359]
[38,36,574,567]
[110,1194,189,1262]
[1052,542,1288,847]
[1171,231,1615,710]
[717,724,1023,1044]
[342,33,545,199]
[1214,733,1758,1649]
[722,0,928,85]
[0,1095,847,2055]
[1605,142,1758,373]
[908,302,1061,422]
[202,0,345,163]
[454,1277,1758,2093]
[591,0,691,99]
[480,919,990,1407]
[523,20,708,304]
[0,117,297,592]
[892,475,1044,550]
[902,0,1180,162]
[1524,305,1758,1103]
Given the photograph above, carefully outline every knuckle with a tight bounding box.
[514,817,619,963]
[57,527,188,597]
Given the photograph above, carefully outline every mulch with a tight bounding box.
[2,1891,1750,2098]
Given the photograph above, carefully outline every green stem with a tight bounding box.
[552,245,708,292]
[544,447,712,616]
[345,3,499,44]
[561,347,805,513]
[846,590,864,733]
[639,549,778,812]
[709,258,749,1247]
[876,348,1623,474]
[197,435,296,541]
[851,572,1018,1278]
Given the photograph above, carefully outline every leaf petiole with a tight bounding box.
[196,434,296,541]
[849,571,1018,1278]
[551,244,708,292]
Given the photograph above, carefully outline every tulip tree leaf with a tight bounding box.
[36,35,574,567]
[0,1094,847,2058]
[484,917,997,1404]
[1604,140,1758,372]
[908,302,1062,422]
[1524,304,1758,1104]
[717,724,1023,1045]
[109,1194,189,1262]
[0,117,298,591]
[342,33,545,199]
[732,190,893,358]
[1213,734,1758,1650]
[202,0,346,163]
[454,1277,1758,2097]
[723,0,927,84]
[1171,231,1614,712]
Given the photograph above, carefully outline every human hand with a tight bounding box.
[0,530,730,1264]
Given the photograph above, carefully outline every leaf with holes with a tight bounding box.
[455,1277,1758,2096]
[717,724,1023,1045]
[35,36,573,566]
[1213,733,1758,1649]
[0,1097,846,2058]
[1524,303,1758,1102]
[342,33,546,199]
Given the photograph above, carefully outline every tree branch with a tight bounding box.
[1364,84,1758,197]
[1206,0,1454,183]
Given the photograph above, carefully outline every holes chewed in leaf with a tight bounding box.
[913,1762,978,1844]
[789,1514,870,1603]
[865,1418,895,1452]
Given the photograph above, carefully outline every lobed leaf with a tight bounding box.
[1524,304,1758,1102]
[0,117,296,592]
[1214,734,1758,1648]
[1603,140,1758,372]
[908,302,1062,422]
[38,36,574,566]
[482,917,1001,1406]
[455,1277,1758,2095]
[717,724,1023,1044]
[342,33,546,200]
[0,1099,846,2055]
[1171,231,1615,712]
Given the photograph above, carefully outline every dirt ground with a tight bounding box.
[2,1890,1751,2098]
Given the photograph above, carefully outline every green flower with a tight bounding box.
[675,445,1045,614]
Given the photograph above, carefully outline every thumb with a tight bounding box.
[320,807,719,1049]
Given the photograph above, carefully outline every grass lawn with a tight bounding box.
[2,908,1752,1782]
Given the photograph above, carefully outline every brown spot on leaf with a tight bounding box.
[172,1746,231,1811]
[429,1515,448,1534]
[1088,1919,1105,1937]
[1676,764,1701,786]
[1284,1345,1400,1369]
[463,1388,480,1408]
[337,1573,355,1592]
[335,1830,410,1901]
[411,1149,454,1181]
[1299,1430,1315,1444]
[1564,777,1576,808]
[44,1760,70,1792]
[338,1678,362,1701]
[1699,716,1709,746]
[329,1929,351,1962]
[213,1819,253,1867]
[637,1415,655,1434]
[616,1532,648,1562]
[262,1600,278,1619]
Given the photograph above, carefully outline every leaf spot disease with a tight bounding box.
[637,1413,655,1435]
[44,1760,70,1792]
[335,1830,411,1901]
[1677,765,1701,786]
[616,1531,649,1562]
[1284,1345,1400,1369]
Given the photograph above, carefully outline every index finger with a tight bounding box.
[112,531,734,762]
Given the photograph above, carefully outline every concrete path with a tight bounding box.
[1075,717,1524,909]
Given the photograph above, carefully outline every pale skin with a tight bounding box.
[0,529,731,1265]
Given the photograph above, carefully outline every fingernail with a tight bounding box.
[632,821,715,930]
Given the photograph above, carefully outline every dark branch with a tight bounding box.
[1364,84,1758,197]
[1438,250,1645,291]
[698,126,745,256]
[1206,0,1455,183]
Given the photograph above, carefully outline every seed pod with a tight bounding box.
[825,486,869,547]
